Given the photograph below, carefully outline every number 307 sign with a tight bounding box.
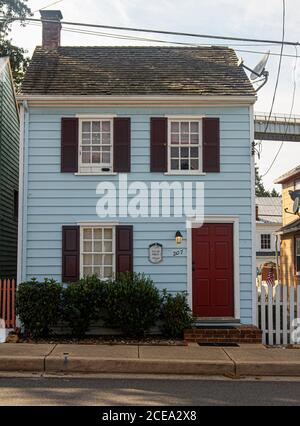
[173,249,184,257]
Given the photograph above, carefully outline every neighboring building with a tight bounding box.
[275,166,300,287]
[0,57,19,278]
[256,197,282,271]
[18,10,257,325]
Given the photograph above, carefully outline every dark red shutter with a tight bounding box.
[62,226,80,283]
[150,118,168,172]
[114,118,131,173]
[203,118,220,173]
[61,118,79,173]
[116,225,133,274]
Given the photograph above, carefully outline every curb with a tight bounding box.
[45,357,234,376]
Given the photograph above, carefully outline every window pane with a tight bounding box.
[92,151,101,164]
[94,267,101,277]
[181,122,189,133]
[92,133,100,144]
[171,133,179,144]
[93,254,102,266]
[181,160,189,170]
[171,147,179,158]
[92,121,100,132]
[191,159,199,170]
[104,241,112,252]
[83,229,92,239]
[102,153,111,164]
[104,229,112,239]
[191,147,199,158]
[102,133,111,144]
[181,134,189,144]
[104,267,113,278]
[297,256,300,273]
[83,267,93,277]
[83,241,92,252]
[191,122,199,132]
[94,228,102,239]
[82,134,91,144]
[102,121,111,132]
[181,147,189,158]
[171,122,179,132]
[190,134,199,144]
[171,159,179,170]
[82,150,90,164]
[94,241,102,252]
[82,122,91,133]
[104,254,113,265]
[83,254,93,266]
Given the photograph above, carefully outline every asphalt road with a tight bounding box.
[0,376,299,406]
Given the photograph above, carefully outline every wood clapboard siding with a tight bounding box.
[0,63,19,278]
[22,106,253,323]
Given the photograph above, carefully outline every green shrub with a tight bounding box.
[160,291,193,338]
[16,278,62,338]
[62,276,105,338]
[105,272,161,337]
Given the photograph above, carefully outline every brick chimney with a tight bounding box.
[40,10,63,49]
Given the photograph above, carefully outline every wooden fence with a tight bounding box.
[0,279,16,329]
[257,284,300,345]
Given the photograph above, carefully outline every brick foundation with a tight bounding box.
[184,325,262,344]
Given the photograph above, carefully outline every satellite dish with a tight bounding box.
[250,51,270,81]
[293,197,300,215]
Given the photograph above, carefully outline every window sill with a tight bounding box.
[164,172,206,176]
[75,172,117,176]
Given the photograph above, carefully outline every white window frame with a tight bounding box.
[80,225,116,280]
[167,117,203,175]
[78,117,114,175]
[295,180,300,190]
[261,233,271,251]
[296,238,300,276]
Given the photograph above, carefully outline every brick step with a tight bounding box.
[184,325,262,344]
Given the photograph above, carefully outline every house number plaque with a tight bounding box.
[149,243,163,264]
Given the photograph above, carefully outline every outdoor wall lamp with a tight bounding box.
[175,231,183,245]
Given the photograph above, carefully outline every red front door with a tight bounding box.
[192,223,234,318]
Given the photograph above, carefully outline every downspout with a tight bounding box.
[250,104,257,326]
[17,100,28,285]
[276,234,280,285]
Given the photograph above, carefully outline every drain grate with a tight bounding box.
[198,342,240,348]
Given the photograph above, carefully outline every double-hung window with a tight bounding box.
[168,119,202,173]
[296,238,300,276]
[79,119,113,173]
[81,226,115,279]
[261,234,271,250]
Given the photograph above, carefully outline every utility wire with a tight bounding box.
[26,21,300,59]
[259,0,286,161]
[262,45,298,177]
[2,15,300,47]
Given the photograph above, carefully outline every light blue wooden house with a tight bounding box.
[18,10,258,329]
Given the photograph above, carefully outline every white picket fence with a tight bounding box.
[257,284,300,345]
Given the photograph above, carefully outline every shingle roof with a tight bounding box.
[20,46,255,96]
[256,197,282,224]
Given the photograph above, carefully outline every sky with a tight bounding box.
[8,0,300,192]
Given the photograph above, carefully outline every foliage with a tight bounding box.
[160,291,193,338]
[105,273,161,337]
[255,166,280,197]
[62,276,105,338]
[0,0,32,87]
[16,278,62,338]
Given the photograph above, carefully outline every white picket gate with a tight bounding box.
[257,284,300,345]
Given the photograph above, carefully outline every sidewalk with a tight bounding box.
[0,343,299,377]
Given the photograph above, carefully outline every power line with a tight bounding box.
[3,15,300,47]
[26,21,300,59]
[262,45,298,177]
[259,0,286,163]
